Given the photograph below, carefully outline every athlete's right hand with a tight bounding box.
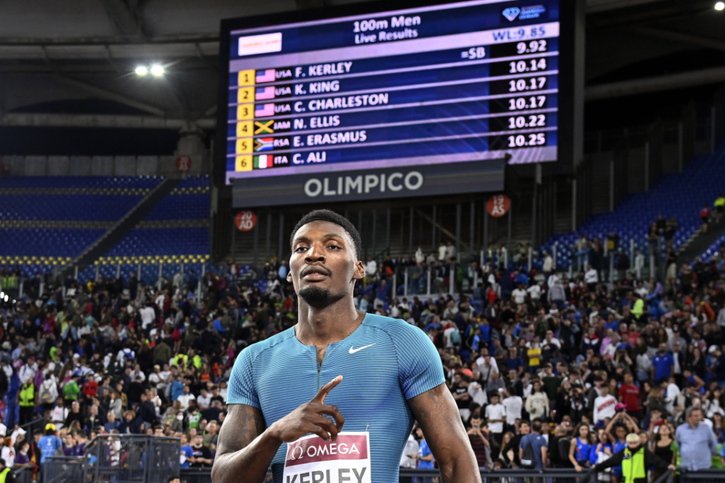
[269,375,345,443]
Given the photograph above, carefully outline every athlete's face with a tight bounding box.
[290,220,364,309]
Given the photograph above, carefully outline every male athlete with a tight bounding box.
[212,210,480,483]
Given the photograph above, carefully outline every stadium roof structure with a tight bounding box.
[0,0,724,133]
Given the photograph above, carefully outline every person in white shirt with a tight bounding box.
[18,357,37,385]
[146,387,163,417]
[1,440,15,468]
[585,269,600,289]
[10,427,25,447]
[443,322,461,350]
[399,431,419,469]
[148,365,162,387]
[196,388,212,410]
[584,265,599,288]
[527,283,542,303]
[474,350,499,384]
[593,384,618,425]
[484,392,506,448]
[665,377,681,415]
[445,241,456,261]
[154,291,166,310]
[438,242,447,261]
[414,247,425,265]
[38,374,59,408]
[543,253,554,274]
[365,259,377,276]
[543,330,561,350]
[50,400,69,429]
[468,381,487,407]
[130,364,146,383]
[512,285,527,305]
[524,380,549,420]
[502,389,523,431]
[140,304,156,331]
[116,348,135,367]
[176,385,196,411]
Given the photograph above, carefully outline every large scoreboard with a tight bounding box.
[218,0,574,206]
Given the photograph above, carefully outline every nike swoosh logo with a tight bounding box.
[348,343,376,354]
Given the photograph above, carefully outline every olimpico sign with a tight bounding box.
[231,159,505,207]
[303,171,424,198]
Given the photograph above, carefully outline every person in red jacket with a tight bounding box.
[618,372,642,420]
[83,378,98,399]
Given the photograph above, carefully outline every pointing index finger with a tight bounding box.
[312,375,343,403]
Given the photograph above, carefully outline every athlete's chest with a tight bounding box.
[256,334,401,424]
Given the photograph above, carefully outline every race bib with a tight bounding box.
[283,431,371,483]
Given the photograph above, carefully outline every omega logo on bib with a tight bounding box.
[284,432,371,483]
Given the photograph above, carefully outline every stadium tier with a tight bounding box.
[105,227,209,257]
[0,228,105,261]
[0,194,146,221]
[541,146,725,268]
[0,175,162,189]
[0,176,164,274]
[144,193,210,221]
[84,175,211,283]
[0,175,211,280]
[702,234,725,263]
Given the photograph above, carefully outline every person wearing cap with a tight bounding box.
[593,432,673,483]
[37,424,62,464]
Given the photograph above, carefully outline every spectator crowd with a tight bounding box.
[0,238,722,481]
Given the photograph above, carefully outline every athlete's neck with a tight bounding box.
[296,298,362,347]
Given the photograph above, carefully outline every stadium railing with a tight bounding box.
[678,469,725,483]
[41,456,83,483]
[12,466,33,483]
[82,434,180,483]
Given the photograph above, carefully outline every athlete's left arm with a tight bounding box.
[409,384,482,483]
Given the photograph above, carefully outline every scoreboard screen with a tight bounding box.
[219,0,569,204]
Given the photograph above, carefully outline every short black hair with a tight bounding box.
[290,209,362,259]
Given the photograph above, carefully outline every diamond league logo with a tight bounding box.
[502,7,521,21]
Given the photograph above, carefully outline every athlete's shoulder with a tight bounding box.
[228,327,297,406]
[363,313,420,334]
[363,313,436,351]
[236,327,296,362]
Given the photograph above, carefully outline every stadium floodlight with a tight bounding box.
[716,1,725,11]
[134,65,149,77]
[150,63,166,77]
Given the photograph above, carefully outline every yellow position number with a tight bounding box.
[235,155,252,172]
[237,70,254,87]
[236,121,252,138]
[237,104,253,120]
[236,139,252,154]
[237,87,254,104]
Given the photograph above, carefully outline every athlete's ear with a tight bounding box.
[353,260,365,280]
